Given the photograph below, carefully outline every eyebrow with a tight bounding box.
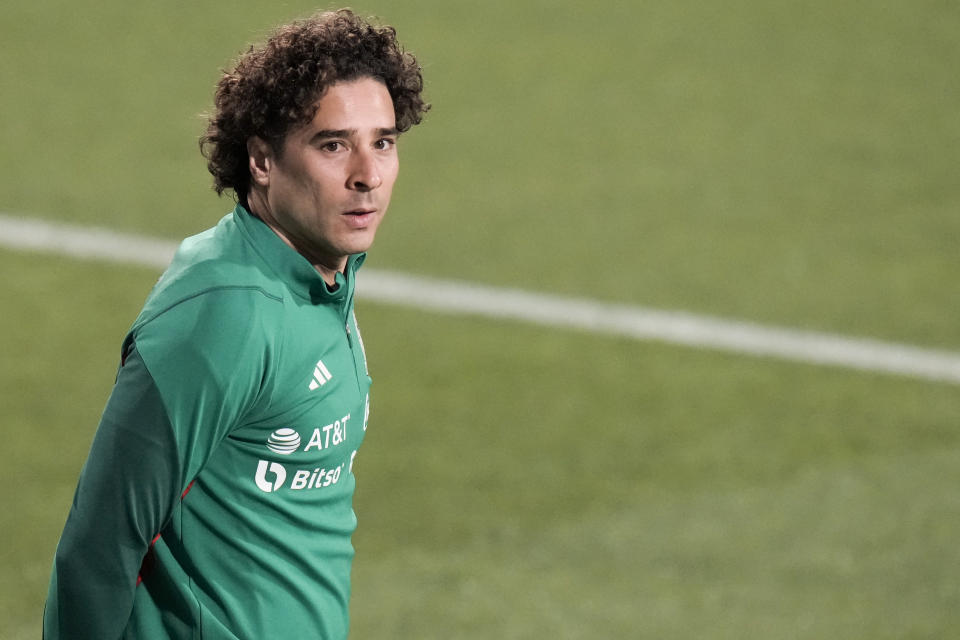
[310,127,399,142]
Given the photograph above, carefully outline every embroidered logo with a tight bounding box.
[308,360,333,390]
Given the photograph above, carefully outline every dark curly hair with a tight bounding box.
[200,9,429,201]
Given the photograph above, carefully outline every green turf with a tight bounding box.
[3,0,958,346]
[353,305,960,638]
[0,250,160,639]
[3,0,959,637]
[5,250,960,638]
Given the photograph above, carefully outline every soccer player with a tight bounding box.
[43,10,429,639]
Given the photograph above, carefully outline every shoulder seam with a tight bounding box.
[136,285,284,329]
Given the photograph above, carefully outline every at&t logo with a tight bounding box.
[253,427,356,494]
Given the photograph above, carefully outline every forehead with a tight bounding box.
[305,77,396,131]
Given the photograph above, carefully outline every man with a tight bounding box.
[43,9,429,639]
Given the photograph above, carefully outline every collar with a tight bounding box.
[232,203,366,305]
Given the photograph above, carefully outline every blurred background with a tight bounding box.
[2,0,959,637]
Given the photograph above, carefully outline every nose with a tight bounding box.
[347,149,381,192]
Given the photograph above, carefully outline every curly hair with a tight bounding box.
[199,9,429,201]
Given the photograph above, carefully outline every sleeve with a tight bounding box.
[43,345,180,640]
[43,289,273,639]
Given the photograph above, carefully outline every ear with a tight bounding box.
[247,136,274,187]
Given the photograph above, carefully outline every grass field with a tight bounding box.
[3,0,959,638]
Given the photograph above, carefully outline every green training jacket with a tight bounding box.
[44,204,372,639]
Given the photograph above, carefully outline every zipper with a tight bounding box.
[344,314,364,392]
[341,261,367,392]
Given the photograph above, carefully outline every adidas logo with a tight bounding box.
[308,360,333,390]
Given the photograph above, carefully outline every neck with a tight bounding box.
[244,190,344,286]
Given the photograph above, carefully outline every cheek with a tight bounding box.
[382,161,400,189]
[301,174,342,207]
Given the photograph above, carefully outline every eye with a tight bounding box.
[374,138,396,151]
[321,141,343,152]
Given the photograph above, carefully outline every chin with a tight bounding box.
[346,230,379,254]
[338,241,373,258]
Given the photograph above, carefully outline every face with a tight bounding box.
[248,77,399,279]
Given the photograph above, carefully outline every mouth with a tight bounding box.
[342,208,377,228]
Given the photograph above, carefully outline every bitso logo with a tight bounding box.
[253,414,358,494]
[266,428,300,455]
[254,460,286,492]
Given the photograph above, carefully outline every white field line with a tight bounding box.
[3,212,960,385]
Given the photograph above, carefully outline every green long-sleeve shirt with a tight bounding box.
[45,205,372,639]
